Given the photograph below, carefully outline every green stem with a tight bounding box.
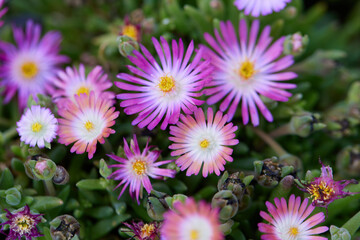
[269,123,292,138]
[252,127,287,156]
[342,211,360,236]
[44,180,56,196]
[2,126,18,143]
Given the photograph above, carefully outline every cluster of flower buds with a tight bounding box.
[254,157,295,187]
[24,156,69,185]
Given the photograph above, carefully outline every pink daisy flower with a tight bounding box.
[51,64,115,108]
[258,194,328,240]
[0,20,68,109]
[160,198,224,240]
[16,105,58,148]
[57,92,119,159]
[234,0,292,17]
[298,160,359,208]
[116,36,213,130]
[169,107,239,177]
[202,20,297,126]
[0,0,8,28]
[107,135,176,204]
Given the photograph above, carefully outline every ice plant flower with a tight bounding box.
[160,198,224,240]
[122,221,159,240]
[16,105,58,148]
[202,20,297,126]
[116,36,213,130]
[57,92,119,159]
[0,20,68,109]
[51,64,115,108]
[234,0,292,17]
[107,135,176,204]
[0,0,8,28]
[0,205,43,240]
[169,107,239,177]
[299,161,359,208]
[120,16,141,42]
[258,194,328,240]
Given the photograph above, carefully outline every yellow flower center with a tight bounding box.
[123,24,138,41]
[133,160,146,175]
[21,61,38,79]
[238,61,255,80]
[288,227,299,237]
[31,122,42,133]
[190,229,199,240]
[307,181,335,201]
[140,223,155,238]
[76,86,90,96]
[14,216,34,234]
[84,121,94,131]
[158,75,175,93]
[200,139,209,148]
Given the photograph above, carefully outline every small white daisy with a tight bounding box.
[17,105,58,148]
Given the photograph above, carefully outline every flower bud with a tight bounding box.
[330,225,351,240]
[52,166,70,185]
[337,145,360,177]
[212,190,238,221]
[217,171,246,201]
[50,215,80,240]
[117,35,139,57]
[283,32,308,56]
[289,112,326,137]
[25,157,57,181]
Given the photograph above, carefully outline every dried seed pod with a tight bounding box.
[50,215,80,240]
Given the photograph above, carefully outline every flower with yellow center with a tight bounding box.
[31,122,42,133]
[288,227,299,237]
[17,105,58,149]
[13,215,34,235]
[133,159,146,175]
[238,61,255,80]
[21,61,39,79]
[190,229,199,240]
[107,135,176,204]
[84,121,94,131]
[76,86,90,96]
[200,139,209,149]
[140,223,156,238]
[122,24,139,41]
[158,75,175,93]
[307,181,335,202]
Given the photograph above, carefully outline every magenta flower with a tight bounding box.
[202,20,297,126]
[0,20,68,109]
[258,194,328,240]
[0,205,43,240]
[51,64,115,108]
[123,221,160,240]
[160,198,224,240]
[169,107,239,177]
[57,92,119,159]
[116,37,213,130]
[299,161,359,208]
[234,0,292,17]
[0,0,8,28]
[108,135,176,204]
